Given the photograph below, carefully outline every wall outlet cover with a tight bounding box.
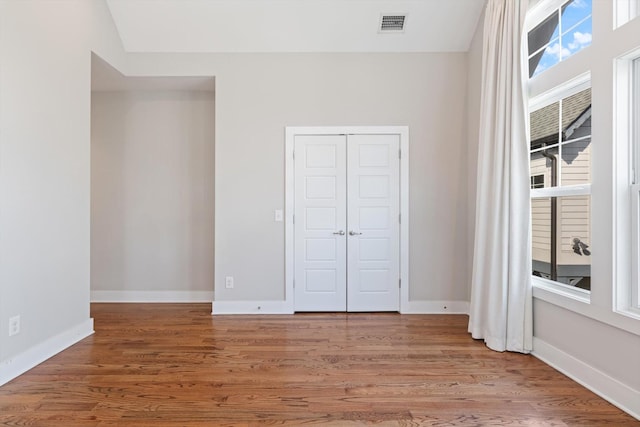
[8,316,20,336]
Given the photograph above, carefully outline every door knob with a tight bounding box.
[333,230,345,235]
[349,231,363,236]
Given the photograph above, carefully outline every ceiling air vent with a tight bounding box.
[380,15,406,32]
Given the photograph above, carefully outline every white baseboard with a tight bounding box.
[212,299,469,315]
[402,300,469,314]
[91,290,214,303]
[212,300,293,315]
[533,337,640,420]
[0,319,94,387]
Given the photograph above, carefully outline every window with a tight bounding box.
[614,48,640,318]
[631,57,640,309]
[531,174,545,189]
[615,0,640,28]
[530,81,592,292]
[528,0,592,77]
[528,0,640,331]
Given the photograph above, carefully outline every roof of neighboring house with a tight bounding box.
[530,87,591,144]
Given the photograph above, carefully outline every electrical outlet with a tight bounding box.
[225,276,234,289]
[9,315,20,336]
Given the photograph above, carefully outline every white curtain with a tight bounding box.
[468,0,532,353]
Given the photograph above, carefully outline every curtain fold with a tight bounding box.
[468,0,532,353]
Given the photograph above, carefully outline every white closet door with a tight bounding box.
[346,134,400,311]
[294,135,347,311]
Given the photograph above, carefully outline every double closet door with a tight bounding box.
[294,133,400,312]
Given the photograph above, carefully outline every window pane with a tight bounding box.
[531,101,560,145]
[561,138,591,185]
[531,146,558,188]
[532,195,591,290]
[528,12,559,56]
[561,0,592,33]
[560,195,592,290]
[531,41,562,77]
[531,101,561,188]
[561,17,592,61]
[559,88,592,186]
[634,58,640,184]
[562,88,591,141]
[633,58,640,308]
[528,10,560,77]
[532,198,552,270]
[529,50,546,78]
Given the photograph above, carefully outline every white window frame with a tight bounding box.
[614,0,640,28]
[529,73,592,301]
[630,57,640,312]
[614,49,640,319]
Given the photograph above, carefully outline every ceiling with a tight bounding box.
[106,0,486,53]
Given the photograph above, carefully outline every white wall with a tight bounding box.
[0,0,125,383]
[466,9,485,301]
[125,52,470,308]
[534,300,640,389]
[90,90,215,301]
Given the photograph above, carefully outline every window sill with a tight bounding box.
[615,306,640,322]
[532,276,591,308]
[533,276,640,337]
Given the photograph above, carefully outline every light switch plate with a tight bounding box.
[274,210,283,222]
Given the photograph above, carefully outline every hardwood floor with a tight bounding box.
[0,304,637,426]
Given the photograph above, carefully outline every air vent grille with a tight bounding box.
[380,15,406,32]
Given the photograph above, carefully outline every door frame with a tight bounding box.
[284,126,410,313]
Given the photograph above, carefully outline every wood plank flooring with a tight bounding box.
[0,303,637,426]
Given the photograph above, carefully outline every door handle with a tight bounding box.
[349,231,363,236]
[333,230,345,235]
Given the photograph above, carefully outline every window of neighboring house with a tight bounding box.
[528,0,592,78]
[531,174,545,189]
[530,83,592,292]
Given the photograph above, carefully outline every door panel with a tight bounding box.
[347,134,400,311]
[294,135,347,311]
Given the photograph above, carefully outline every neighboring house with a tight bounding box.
[530,88,592,290]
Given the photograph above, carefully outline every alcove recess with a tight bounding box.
[90,53,215,303]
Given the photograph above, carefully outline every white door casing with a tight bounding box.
[289,128,406,312]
